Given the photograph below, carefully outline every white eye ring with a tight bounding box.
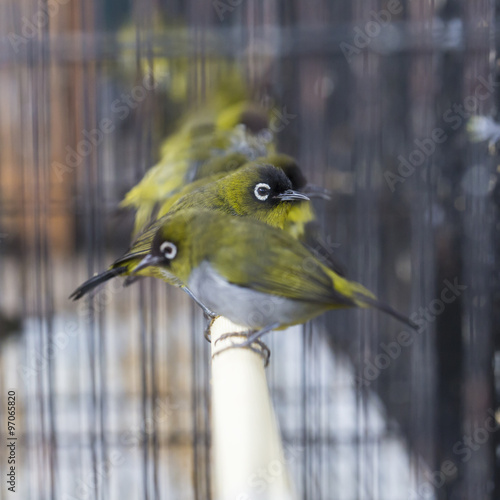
[254,182,271,201]
[160,241,177,260]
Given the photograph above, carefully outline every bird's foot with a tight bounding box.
[213,331,271,367]
[203,313,218,343]
[182,287,218,319]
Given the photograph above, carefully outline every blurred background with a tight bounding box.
[0,0,499,499]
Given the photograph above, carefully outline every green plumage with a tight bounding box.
[158,210,360,304]
[70,161,309,299]
[145,210,413,329]
[121,101,275,235]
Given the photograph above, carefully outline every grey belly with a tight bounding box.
[187,261,322,330]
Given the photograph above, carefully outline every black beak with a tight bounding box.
[275,189,310,201]
[132,254,163,274]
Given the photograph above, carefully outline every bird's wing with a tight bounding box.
[209,225,353,306]
[112,216,166,268]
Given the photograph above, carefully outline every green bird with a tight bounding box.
[154,153,343,274]
[128,209,415,341]
[70,162,310,301]
[122,101,275,235]
[155,152,316,219]
[160,160,310,223]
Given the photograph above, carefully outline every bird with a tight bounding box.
[161,160,310,223]
[70,162,310,301]
[121,100,276,235]
[152,153,345,276]
[127,209,415,343]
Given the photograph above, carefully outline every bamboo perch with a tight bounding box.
[210,316,296,500]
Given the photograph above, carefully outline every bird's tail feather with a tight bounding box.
[353,291,416,329]
[69,266,128,301]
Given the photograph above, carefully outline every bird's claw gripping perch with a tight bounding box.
[204,313,217,343]
[213,331,271,367]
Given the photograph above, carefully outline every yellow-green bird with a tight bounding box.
[156,154,310,216]
[129,209,415,337]
[151,153,343,275]
[122,100,275,235]
[70,163,309,300]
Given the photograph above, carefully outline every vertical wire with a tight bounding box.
[151,283,160,500]
[188,5,200,496]
[132,5,152,498]
[129,3,159,498]
[13,0,34,495]
[300,327,307,500]
[38,1,58,497]
[144,3,161,495]
[143,3,161,497]
[296,4,310,487]
[28,10,50,498]
[74,1,88,495]
[190,306,199,500]
[462,1,496,498]
[93,2,109,499]
[296,5,308,496]
[188,3,211,496]
[407,1,438,493]
[202,40,212,500]
[351,3,362,497]
[203,323,212,500]
[188,11,201,495]
[306,325,311,500]
[79,0,100,498]
[319,49,333,499]
[1,5,15,500]
[294,2,331,495]
[350,2,381,499]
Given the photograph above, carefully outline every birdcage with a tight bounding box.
[0,1,499,499]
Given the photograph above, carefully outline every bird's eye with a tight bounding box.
[254,183,271,201]
[160,241,177,260]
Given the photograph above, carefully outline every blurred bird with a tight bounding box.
[156,154,314,215]
[155,153,345,275]
[129,210,415,340]
[117,16,251,107]
[122,100,276,235]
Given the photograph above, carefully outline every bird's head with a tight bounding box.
[263,154,308,190]
[221,162,310,226]
[131,212,194,283]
